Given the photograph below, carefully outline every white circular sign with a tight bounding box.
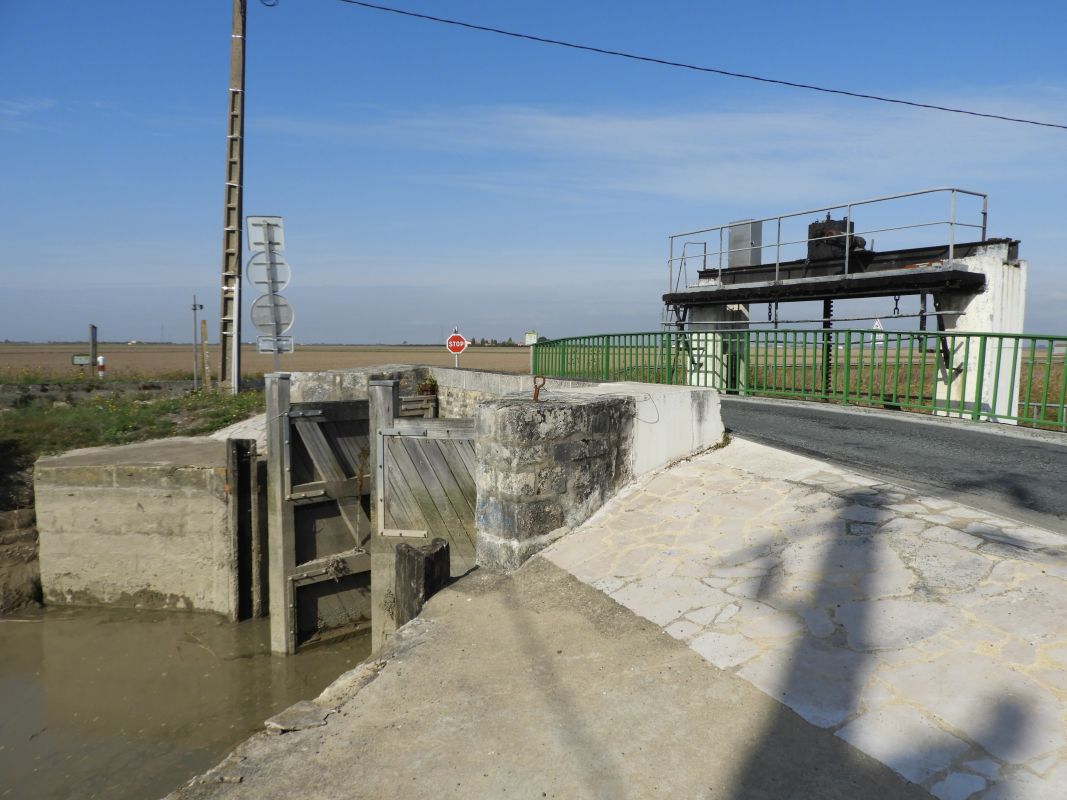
[247,252,291,291]
[250,294,295,335]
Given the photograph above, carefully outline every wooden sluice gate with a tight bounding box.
[266,374,474,655]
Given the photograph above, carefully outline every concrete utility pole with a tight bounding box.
[218,0,247,394]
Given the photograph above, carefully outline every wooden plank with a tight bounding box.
[394,538,450,627]
[288,401,370,423]
[384,418,476,436]
[381,528,429,539]
[288,480,328,502]
[287,432,317,487]
[418,439,476,547]
[398,396,437,418]
[294,418,346,482]
[290,479,369,508]
[338,496,371,548]
[331,429,371,482]
[383,437,426,533]
[403,438,470,543]
[293,418,367,543]
[267,374,297,654]
[251,456,266,618]
[437,439,477,517]
[453,437,479,478]
[390,436,451,537]
[289,548,371,588]
[384,438,430,532]
[224,439,241,622]
[369,381,400,537]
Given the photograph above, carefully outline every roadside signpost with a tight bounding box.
[71,354,92,367]
[250,294,295,333]
[247,252,291,291]
[446,328,469,368]
[246,216,294,372]
[256,336,293,354]
[89,324,97,374]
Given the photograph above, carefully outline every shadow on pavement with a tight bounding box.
[726,490,1028,799]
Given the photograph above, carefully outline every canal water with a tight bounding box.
[0,607,371,800]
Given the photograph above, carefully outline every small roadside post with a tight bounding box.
[200,319,211,386]
[446,328,468,368]
[191,296,204,390]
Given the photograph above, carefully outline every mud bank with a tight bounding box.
[0,507,40,612]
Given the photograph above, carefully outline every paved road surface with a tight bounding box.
[721,397,1067,532]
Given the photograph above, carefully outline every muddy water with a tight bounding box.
[0,607,370,800]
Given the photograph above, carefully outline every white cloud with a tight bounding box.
[254,88,1067,210]
[0,98,56,117]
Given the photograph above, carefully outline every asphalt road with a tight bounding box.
[720,397,1067,532]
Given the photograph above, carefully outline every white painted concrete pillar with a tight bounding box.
[935,242,1028,422]
[686,303,749,391]
[683,220,761,391]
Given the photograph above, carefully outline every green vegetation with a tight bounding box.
[0,391,264,509]
[0,369,195,385]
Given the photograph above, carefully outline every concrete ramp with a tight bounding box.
[545,438,1067,798]
[170,558,929,800]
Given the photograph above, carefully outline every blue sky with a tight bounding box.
[2,0,1065,343]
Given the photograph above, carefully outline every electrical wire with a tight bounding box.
[332,0,1067,132]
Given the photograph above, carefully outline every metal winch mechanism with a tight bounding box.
[806,213,871,264]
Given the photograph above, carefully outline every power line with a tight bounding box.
[334,0,1067,132]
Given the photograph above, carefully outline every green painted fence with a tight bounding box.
[531,329,1067,430]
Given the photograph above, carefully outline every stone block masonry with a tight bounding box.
[475,396,634,569]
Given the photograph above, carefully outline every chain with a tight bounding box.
[893,295,901,317]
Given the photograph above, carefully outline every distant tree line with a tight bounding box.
[472,337,517,346]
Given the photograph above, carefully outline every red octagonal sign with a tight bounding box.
[446,333,468,355]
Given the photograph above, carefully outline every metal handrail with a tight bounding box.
[668,221,985,269]
[669,187,987,239]
[664,188,990,303]
[532,327,1066,432]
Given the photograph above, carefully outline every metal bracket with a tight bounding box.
[381,529,429,539]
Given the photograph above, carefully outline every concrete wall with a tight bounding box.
[286,365,427,404]
[472,382,723,570]
[936,242,1028,422]
[427,367,602,418]
[35,438,241,617]
[475,396,634,570]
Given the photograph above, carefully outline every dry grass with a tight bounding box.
[0,343,530,382]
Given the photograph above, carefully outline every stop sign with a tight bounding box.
[446,333,468,355]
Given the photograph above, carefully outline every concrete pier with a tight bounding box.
[35,437,258,618]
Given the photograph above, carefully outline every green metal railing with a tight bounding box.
[531,329,1067,430]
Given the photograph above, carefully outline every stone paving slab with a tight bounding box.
[543,437,1067,800]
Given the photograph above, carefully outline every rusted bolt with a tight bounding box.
[532,375,546,401]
